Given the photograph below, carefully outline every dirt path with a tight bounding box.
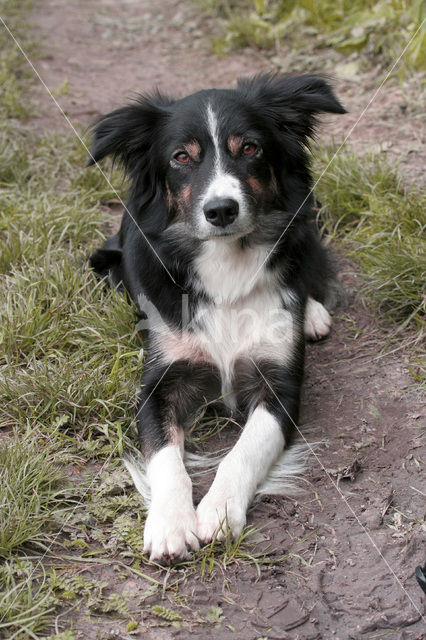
[27,1,426,638]
[30,0,425,182]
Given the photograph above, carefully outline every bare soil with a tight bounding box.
[25,0,426,638]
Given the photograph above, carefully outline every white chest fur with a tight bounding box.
[193,282,294,379]
[194,239,272,304]
[152,241,297,403]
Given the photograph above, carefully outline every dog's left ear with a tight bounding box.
[237,73,346,139]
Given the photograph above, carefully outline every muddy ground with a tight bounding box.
[23,0,426,637]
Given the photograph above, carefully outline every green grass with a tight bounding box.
[0,127,141,454]
[0,0,425,636]
[0,559,60,640]
[315,146,426,330]
[0,0,38,120]
[199,0,426,73]
[0,21,276,632]
[0,433,67,558]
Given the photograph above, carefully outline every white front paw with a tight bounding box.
[144,502,199,563]
[304,297,332,341]
[196,491,246,544]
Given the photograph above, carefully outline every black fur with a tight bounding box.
[88,72,345,474]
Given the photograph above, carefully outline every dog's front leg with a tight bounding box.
[129,362,203,563]
[143,439,198,563]
[127,360,220,563]
[196,360,301,543]
[196,404,284,542]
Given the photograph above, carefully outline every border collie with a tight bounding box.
[88,73,346,563]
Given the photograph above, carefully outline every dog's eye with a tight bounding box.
[242,142,258,156]
[174,152,190,164]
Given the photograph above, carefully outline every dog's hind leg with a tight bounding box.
[304,296,332,341]
[89,233,123,287]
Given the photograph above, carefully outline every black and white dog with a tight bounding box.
[88,73,346,563]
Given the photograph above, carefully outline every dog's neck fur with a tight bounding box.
[193,238,275,305]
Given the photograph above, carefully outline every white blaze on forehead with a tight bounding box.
[203,172,244,204]
[201,102,247,222]
[206,102,222,171]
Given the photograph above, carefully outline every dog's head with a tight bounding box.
[88,74,345,242]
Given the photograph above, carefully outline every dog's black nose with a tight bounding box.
[203,198,239,228]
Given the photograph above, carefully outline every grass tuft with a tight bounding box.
[0,124,140,452]
[199,0,425,73]
[0,559,58,639]
[0,0,38,120]
[315,145,425,330]
[0,433,69,558]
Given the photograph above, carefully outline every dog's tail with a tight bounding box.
[123,453,151,505]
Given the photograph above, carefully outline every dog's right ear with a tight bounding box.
[86,92,173,169]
